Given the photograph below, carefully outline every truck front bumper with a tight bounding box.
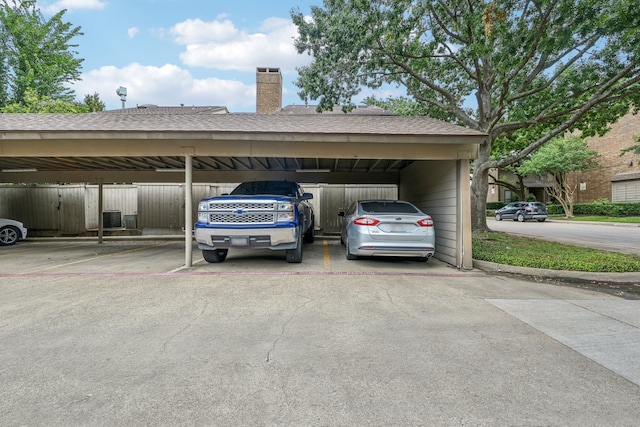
[195,226,298,251]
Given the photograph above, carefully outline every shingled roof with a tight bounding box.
[0,111,484,137]
[0,107,484,184]
[100,105,229,115]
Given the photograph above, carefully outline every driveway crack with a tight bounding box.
[266,296,312,363]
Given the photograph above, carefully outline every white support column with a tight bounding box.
[185,154,193,267]
[457,159,473,269]
[98,180,104,244]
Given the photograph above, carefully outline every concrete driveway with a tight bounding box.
[1,239,639,426]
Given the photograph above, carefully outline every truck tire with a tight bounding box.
[303,218,315,244]
[0,226,20,246]
[202,249,228,263]
[286,226,303,263]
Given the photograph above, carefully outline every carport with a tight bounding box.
[0,112,484,269]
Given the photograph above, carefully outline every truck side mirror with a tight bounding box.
[301,192,313,200]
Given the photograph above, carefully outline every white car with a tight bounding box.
[0,218,28,246]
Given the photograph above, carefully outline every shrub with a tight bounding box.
[487,202,506,210]
[546,201,640,216]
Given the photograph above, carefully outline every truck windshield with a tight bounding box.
[230,181,298,197]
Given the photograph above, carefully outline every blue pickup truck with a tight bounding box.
[195,181,315,263]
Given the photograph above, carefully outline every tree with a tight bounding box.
[291,0,640,231]
[518,136,600,217]
[83,92,105,112]
[0,0,83,107]
[620,134,640,157]
[1,88,105,113]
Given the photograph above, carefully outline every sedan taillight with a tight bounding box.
[417,217,434,227]
[353,217,380,226]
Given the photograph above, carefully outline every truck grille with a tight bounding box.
[209,213,276,224]
[208,202,275,210]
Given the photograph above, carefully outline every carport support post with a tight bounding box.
[98,180,104,244]
[184,153,193,267]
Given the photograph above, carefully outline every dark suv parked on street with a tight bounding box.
[495,202,548,222]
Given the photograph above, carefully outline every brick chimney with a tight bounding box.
[256,67,282,114]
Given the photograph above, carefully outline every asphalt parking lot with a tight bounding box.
[1,238,640,426]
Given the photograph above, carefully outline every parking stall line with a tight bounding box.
[0,242,93,258]
[18,241,176,274]
[0,270,484,278]
[323,240,331,271]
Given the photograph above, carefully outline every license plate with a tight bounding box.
[388,224,408,232]
[231,237,249,246]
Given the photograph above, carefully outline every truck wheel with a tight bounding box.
[0,226,20,246]
[286,226,303,263]
[202,249,228,263]
[303,218,315,243]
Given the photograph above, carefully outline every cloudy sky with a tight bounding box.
[36,0,378,112]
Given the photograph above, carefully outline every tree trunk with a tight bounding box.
[471,141,493,232]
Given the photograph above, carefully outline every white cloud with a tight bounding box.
[41,0,107,14]
[127,27,139,39]
[71,63,256,111]
[170,18,239,44]
[169,16,308,73]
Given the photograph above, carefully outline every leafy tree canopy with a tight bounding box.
[518,135,600,217]
[518,136,600,177]
[620,134,640,156]
[0,0,83,107]
[1,88,105,113]
[292,0,640,230]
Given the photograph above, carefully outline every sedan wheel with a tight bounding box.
[0,226,19,246]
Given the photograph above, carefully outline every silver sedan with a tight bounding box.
[338,200,435,262]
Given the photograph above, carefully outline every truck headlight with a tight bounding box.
[276,212,295,222]
[198,212,209,223]
[277,202,294,211]
[198,201,209,211]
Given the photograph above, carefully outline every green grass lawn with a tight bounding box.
[472,231,640,272]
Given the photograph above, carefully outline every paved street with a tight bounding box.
[1,239,639,426]
[489,217,640,255]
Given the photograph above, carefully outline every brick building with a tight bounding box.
[573,112,640,203]
[489,112,640,204]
